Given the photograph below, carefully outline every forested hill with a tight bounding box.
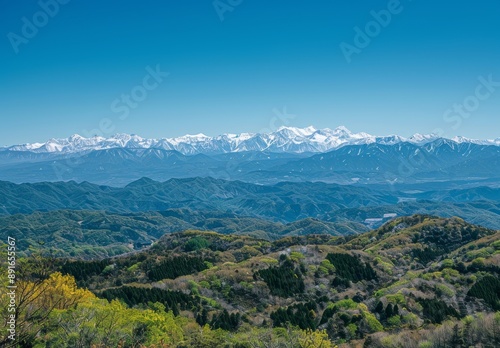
[1,178,500,232]
[0,209,367,258]
[0,178,397,220]
[4,215,499,347]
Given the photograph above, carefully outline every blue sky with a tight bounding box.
[1,0,499,145]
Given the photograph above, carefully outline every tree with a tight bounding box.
[1,251,93,347]
[185,236,210,252]
[385,304,393,319]
[197,308,209,327]
[186,324,228,348]
[43,299,186,347]
[255,259,305,297]
[298,329,333,348]
[467,275,500,310]
[449,324,464,347]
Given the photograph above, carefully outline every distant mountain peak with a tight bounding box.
[333,125,352,133]
[68,134,84,140]
[125,177,158,187]
[408,133,440,144]
[275,125,318,137]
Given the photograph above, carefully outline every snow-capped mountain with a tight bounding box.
[1,126,498,155]
[451,136,500,146]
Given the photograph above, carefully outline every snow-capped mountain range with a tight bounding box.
[2,126,499,155]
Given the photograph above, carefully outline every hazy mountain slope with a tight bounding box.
[0,178,398,220]
[268,141,500,183]
[1,179,499,229]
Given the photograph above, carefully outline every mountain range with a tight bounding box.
[3,126,500,155]
[1,127,499,186]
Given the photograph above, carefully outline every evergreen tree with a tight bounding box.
[393,304,399,316]
[326,253,377,282]
[196,308,209,326]
[385,304,394,318]
[467,275,500,310]
[449,324,464,348]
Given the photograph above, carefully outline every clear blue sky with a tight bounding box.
[1,0,499,145]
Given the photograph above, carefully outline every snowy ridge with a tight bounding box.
[2,126,498,155]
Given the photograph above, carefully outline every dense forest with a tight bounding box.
[1,215,500,347]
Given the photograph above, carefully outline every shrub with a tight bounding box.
[185,236,210,252]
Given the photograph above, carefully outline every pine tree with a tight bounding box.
[449,324,464,347]
[394,304,399,315]
[196,308,209,326]
[385,303,394,318]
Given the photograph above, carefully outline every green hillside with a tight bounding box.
[0,209,367,258]
[3,215,499,347]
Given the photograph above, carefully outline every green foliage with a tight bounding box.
[0,210,164,258]
[99,286,200,315]
[185,236,211,252]
[319,299,360,326]
[271,302,318,330]
[147,255,208,281]
[326,253,377,282]
[385,303,394,318]
[419,298,460,324]
[442,259,454,268]
[387,315,401,327]
[359,304,384,332]
[42,299,188,347]
[467,275,500,310]
[3,215,500,347]
[0,208,362,259]
[412,247,443,264]
[255,259,305,297]
[290,251,305,262]
[436,284,455,298]
[334,299,359,310]
[210,309,241,331]
[60,259,110,282]
[317,259,336,275]
[347,323,357,338]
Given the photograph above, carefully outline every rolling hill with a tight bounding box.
[15,215,496,347]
